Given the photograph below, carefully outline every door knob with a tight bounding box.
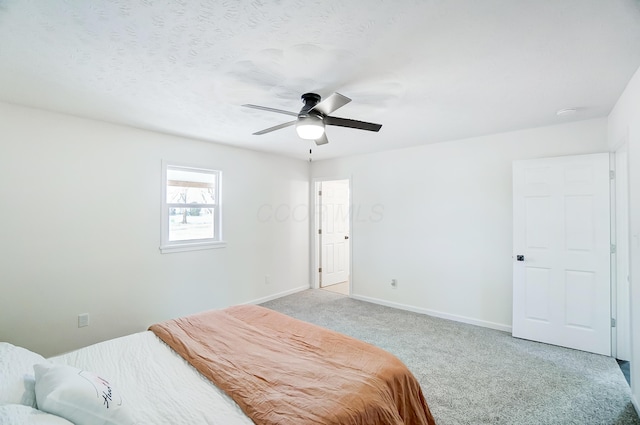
[345,236,349,240]
[516,255,524,261]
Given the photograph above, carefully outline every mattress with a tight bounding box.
[49,331,253,425]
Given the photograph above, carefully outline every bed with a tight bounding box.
[0,305,436,425]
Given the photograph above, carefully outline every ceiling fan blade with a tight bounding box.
[242,104,298,117]
[315,133,329,145]
[310,92,351,115]
[325,116,382,132]
[252,120,296,135]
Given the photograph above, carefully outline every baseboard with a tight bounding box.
[350,294,512,333]
[632,392,640,417]
[245,285,310,305]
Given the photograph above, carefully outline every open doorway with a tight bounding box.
[314,179,351,295]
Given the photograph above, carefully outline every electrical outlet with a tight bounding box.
[78,313,90,328]
[265,275,271,285]
[391,279,398,288]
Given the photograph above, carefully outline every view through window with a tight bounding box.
[161,163,223,252]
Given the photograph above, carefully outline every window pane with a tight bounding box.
[168,208,214,241]
[167,169,216,204]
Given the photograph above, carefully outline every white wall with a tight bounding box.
[608,64,640,411]
[0,102,309,357]
[311,118,608,330]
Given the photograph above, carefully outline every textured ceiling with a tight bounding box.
[1,0,640,160]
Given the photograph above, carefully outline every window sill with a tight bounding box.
[160,240,227,254]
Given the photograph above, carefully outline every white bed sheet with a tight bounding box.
[48,331,254,425]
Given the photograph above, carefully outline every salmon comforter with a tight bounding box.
[149,305,436,425]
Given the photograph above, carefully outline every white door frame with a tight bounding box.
[611,153,618,357]
[613,142,632,360]
[311,176,352,293]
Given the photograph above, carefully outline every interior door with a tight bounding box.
[512,153,611,356]
[320,180,350,287]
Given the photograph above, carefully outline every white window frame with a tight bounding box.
[160,161,225,253]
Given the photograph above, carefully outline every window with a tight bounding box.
[160,162,224,253]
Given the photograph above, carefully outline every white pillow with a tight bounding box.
[0,342,47,407]
[34,363,134,425]
[0,404,74,425]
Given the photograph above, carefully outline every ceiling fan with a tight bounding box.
[242,92,382,145]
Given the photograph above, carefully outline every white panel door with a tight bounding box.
[320,180,350,287]
[512,153,611,356]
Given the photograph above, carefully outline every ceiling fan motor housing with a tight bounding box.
[300,93,322,115]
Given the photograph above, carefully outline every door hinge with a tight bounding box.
[611,244,616,254]
[611,318,616,327]
[318,267,322,273]
[610,170,615,180]
[318,190,322,196]
[318,229,322,235]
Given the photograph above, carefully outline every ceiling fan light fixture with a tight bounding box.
[295,115,325,140]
